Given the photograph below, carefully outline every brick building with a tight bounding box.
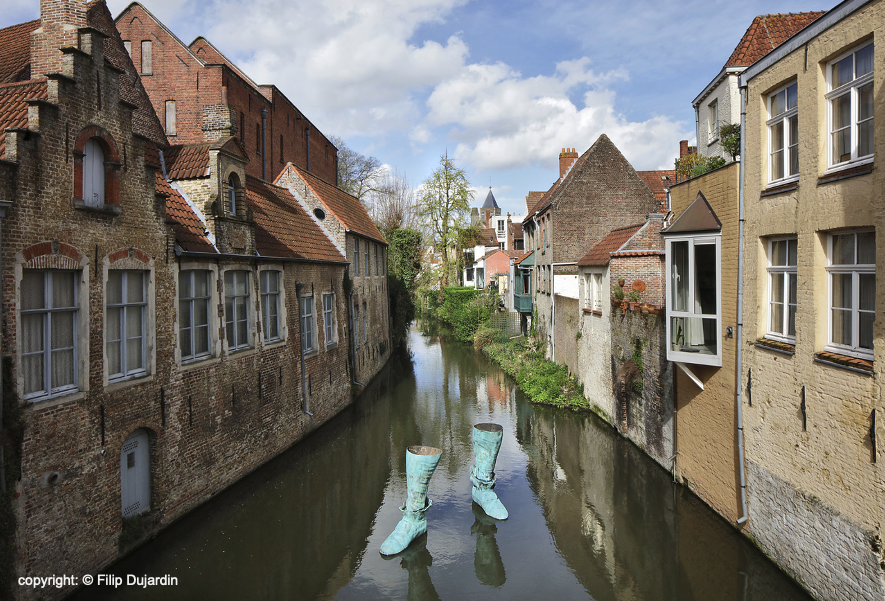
[0,2,365,598]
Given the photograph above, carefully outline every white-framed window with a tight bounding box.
[227,174,237,216]
[323,293,335,345]
[766,238,797,342]
[708,99,719,144]
[827,42,874,168]
[768,82,798,183]
[584,271,603,311]
[497,221,505,234]
[83,138,105,208]
[21,270,79,401]
[826,230,875,359]
[353,239,360,276]
[224,270,250,351]
[260,270,281,343]
[665,235,722,366]
[107,270,147,381]
[180,270,212,362]
[300,295,315,353]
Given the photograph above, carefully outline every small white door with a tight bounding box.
[120,430,150,517]
[83,138,105,207]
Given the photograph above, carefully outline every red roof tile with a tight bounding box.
[0,19,39,84]
[480,248,523,261]
[637,170,675,211]
[158,172,216,254]
[248,176,346,263]
[577,223,644,267]
[725,12,826,68]
[510,221,523,238]
[525,191,545,214]
[0,79,48,159]
[164,144,210,179]
[285,165,386,244]
[514,251,534,266]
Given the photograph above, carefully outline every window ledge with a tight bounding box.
[760,181,798,197]
[814,350,873,375]
[262,339,286,351]
[581,308,602,316]
[755,338,795,356]
[303,349,319,360]
[819,162,873,185]
[106,373,154,392]
[326,341,339,351]
[26,390,85,410]
[73,198,121,215]
[179,355,221,372]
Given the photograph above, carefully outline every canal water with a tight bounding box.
[72,322,811,601]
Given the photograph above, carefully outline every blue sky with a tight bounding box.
[4,0,828,216]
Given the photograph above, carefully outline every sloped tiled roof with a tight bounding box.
[525,191,545,214]
[158,172,216,254]
[577,223,644,267]
[475,227,497,246]
[0,19,40,84]
[514,250,534,266]
[165,144,210,179]
[481,248,523,261]
[663,192,722,234]
[637,170,676,211]
[287,165,386,244]
[510,221,523,238]
[725,12,825,68]
[0,79,48,159]
[248,176,346,263]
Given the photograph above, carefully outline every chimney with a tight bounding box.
[32,0,91,76]
[506,214,512,250]
[559,147,578,179]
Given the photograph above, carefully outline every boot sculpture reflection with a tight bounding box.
[471,504,506,587]
[380,446,443,555]
[471,423,508,520]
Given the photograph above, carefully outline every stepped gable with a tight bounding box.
[164,143,211,179]
[0,19,40,83]
[157,172,216,253]
[577,223,644,267]
[0,79,48,159]
[289,165,386,244]
[725,12,826,68]
[248,176,346,262]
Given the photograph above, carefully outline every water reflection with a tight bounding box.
[72,322,810,601]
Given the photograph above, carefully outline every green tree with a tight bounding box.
[719,123,741,162]
[387,228,422,347]
[417,152,474,288]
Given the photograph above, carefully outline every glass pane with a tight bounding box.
[788,304,796,337]
[226,320,235,347]
[50,349,74,388]
[832,308,852,346]
[237,318,248,347]
[107,307,121,341]
[51,312,74,349]
[856,44,874,77]
[786,83,798,110]
[859,120,873,158]
[859,273,875,311]
[236,296,247,322]
[694,243,717,315]
[857,232,875,264]
[771,150,784,181]
[771,273,784,303]
[23,354,44,395]
[126,338,142,371]
[833,55,853,87]
[787,239,798,266]
[108,271,123,305]
[270,313,279,339]
[193,271,209,297]
[788,272,797,304]
[126,306,142,339]
[269,271,278,293]
[771,241,786,266]
[860,312,874,349]
[108,340,121,375]
[671,241,688,312]
[770,302,784,334]
[127,271,144,304]
[771,121,784,152]
[833,128,851,164]
[21,271,45,310]
[179,300,191,329]
[179,272,191,299]
[224,271,233,292]
[832,273,852,309]
[859,82,874,120]
[235,272,247,296]
[195,325,209,355]
[195,298,209,327]
[771,90,784,116]
[788,116,799,176]
[22,314,44,353]
[52,272,76,308]
[671,316,716,355]
[833,93,851,128]
[225,297,234,326]
[180,326,191,358]
[832,234,855,265]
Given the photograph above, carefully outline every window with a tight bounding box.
[353,239,360,276]
[107,270,147,381]
[300,295,314,353]
[227,174,238,216]
[374,245,379,276]
[21,270,79,400]
[323,293,334,345]
[224,270,250,351]
[827,230,875,359]
[499,242,505,250]
[363,303,368,344]
[767,238,797,342]
[123,41,131,56]
[141,40,152,74]
[260,270,281,343]
[768,83,798,182]
[165,100,176,136]
[180,270,212,362]
[365,241,370,276]
[353,304,360,348]
[83,138,105,208]
[666,236,722,366]
[708,100,718,144]
[497,221,504,234]
[828,43,874,167]
[585,272,603,311]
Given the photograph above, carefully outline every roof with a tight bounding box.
[510,221,523,238]
[0,79,48,159]
[164,143,210,179]
[481,189,499,209]
[0,19,40,84]
[158,173,216,254]
[725,12,825,67]
[514,250,534,266]
[284,165,386,244]
[637,170,675,211]
[662,192,722,234]
[525,191,545,214]
[248,176,346,262]
[577,223,644,267]
[474,227,497,246]
[481,248,523,261]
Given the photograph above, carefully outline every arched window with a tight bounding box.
[227,173,240,216]
[83,138,105,207]
[121,429,150,517]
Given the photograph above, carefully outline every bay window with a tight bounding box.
[827,42,874,167]
[767,238,797,342]
[768,82,798,182]
[827,230,875,359]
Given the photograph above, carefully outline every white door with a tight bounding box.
[83,138,104,207]
[120,430,150,517]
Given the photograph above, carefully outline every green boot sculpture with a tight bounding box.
[471,423,508,520]
[380,446,443,555]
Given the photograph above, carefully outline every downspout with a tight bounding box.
[261,108,268,181]
[735,85,749,525]
[294,281,313,416]
[0,200,10,493]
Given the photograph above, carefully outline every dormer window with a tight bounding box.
[227,173,240,216]
[83,138,105,208]
[73,126,120,214]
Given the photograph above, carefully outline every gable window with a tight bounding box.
[180,270,212,362]
[300,295,314,354]
[323,293,335,345]
[708,99,719,144]
[165,100,176,136]
[224,270,250,351]
[141,40,152,74]
[21,270,79,400]
[83,138,105,208]
[260,270,281,343]
[666,236,722,366]
[828,43,874,167]
[768,82,798,182]
[227,173,239,216]
[107,270,147,381]
[827,230,875,359]
[767,238,797,342]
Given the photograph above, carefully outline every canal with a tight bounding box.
[72,322,811,601]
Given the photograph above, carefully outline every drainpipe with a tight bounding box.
[0,200,10,493]
[734,85,749,525]
[261,108,268,181]
[294,281,313,416]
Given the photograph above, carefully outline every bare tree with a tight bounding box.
[370,168,419,237]
[330,135,383,204]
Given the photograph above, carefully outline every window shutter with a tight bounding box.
[141,40,152,74]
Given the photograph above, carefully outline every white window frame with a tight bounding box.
[766,237,798,343]
[826,42,874,170]
[665,235,722,366]
[260,270,281,344]
[107,270,148,382]
[179,269,214,363]
[826,230,875,360]
[300,294,315,354]
[323,293,335,346]
[227,175,237,216]
[20,270,80,401]
[767,82,799,184]
[708,99,719,145]
[224,270,251,352]
[584,270,603,312]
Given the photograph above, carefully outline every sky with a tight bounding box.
[3,0,829,217]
